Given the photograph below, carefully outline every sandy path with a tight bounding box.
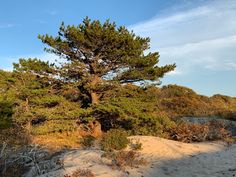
[37,136,236,177]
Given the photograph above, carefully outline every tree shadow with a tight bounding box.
[142,143,236,177]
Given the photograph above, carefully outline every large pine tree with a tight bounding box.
[38,17,176,105]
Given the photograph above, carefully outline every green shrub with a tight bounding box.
[101,129,129,151]
[0,99,13,129]
[30,120,76,135]
[80,135,96,148]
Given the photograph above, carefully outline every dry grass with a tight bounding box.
[102,150,146,170]
[32,131,81,150]
[64,168,95,177]
[0,128,31,146]
[169,121,231,143]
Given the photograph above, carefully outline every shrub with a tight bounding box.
[71,168,95,177]
[206,120,230,140]
[224,137,236,146]
[102,150,146,170]
[130,140,143,151]
[169,123,209,142]
[30,120,76,135]
[101,129,129,151]
[80,135,96,148]
[169,121,231,143]
[0,127,31,146]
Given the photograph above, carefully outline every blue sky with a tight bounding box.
[0,0,236,97]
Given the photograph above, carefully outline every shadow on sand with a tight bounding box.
[142,143,236,177]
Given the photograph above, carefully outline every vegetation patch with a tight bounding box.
[80,135,96,148]
[64,168,96,177]
[168,120,231,143]
[101,129,129,151]
[102,150,146,170]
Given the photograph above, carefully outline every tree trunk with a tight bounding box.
[90,75,101,104]
[91,92,99,105]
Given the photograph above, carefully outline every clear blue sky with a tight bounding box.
[0,0,236,97]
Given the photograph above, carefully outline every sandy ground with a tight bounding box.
[37,136,236,177]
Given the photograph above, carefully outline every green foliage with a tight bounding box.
[80,135,96,148]
[13,58,54,75]
[0,71,15,129]
[1,65,236,138]
[0,68,83,133]
[30,95,62,107]
[31,120,76,135]
[101,129,129,151]
[92,85,175,136]
[0,18,176,135]
[155,85,236,120]
[0,99,13,129]
[38,17,175,104]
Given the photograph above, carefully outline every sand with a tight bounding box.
[36,136,236,177]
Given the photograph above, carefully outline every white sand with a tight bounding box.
[40,136,236,177]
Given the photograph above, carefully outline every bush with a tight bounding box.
[207,120,230,140]
[102,150,146,170]
[101,129,129,151]
[70,168,95,177]
[80,135,96,148]
[30,120,76,135]
[169,123,209,142]
[130,140,143,151]
[224,137,236,146]
[169,121,231,143]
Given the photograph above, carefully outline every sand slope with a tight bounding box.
[38,136,236,177]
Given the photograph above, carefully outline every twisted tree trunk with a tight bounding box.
[90,75,101,104]
[91,92,99,104]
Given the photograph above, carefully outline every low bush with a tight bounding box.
[102,150,146,170]
[80,135,96,148]
[101,129,129,151]
[224,137,236,146]
[69,168,95,177]
[130,140,143,151]
[0,127,31,146]
[169,121,231,143]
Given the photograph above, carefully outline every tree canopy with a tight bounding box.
[37,17,176,104]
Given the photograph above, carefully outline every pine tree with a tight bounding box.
[38,17,176,105]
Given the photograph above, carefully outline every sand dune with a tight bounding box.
[36,136,236,177]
